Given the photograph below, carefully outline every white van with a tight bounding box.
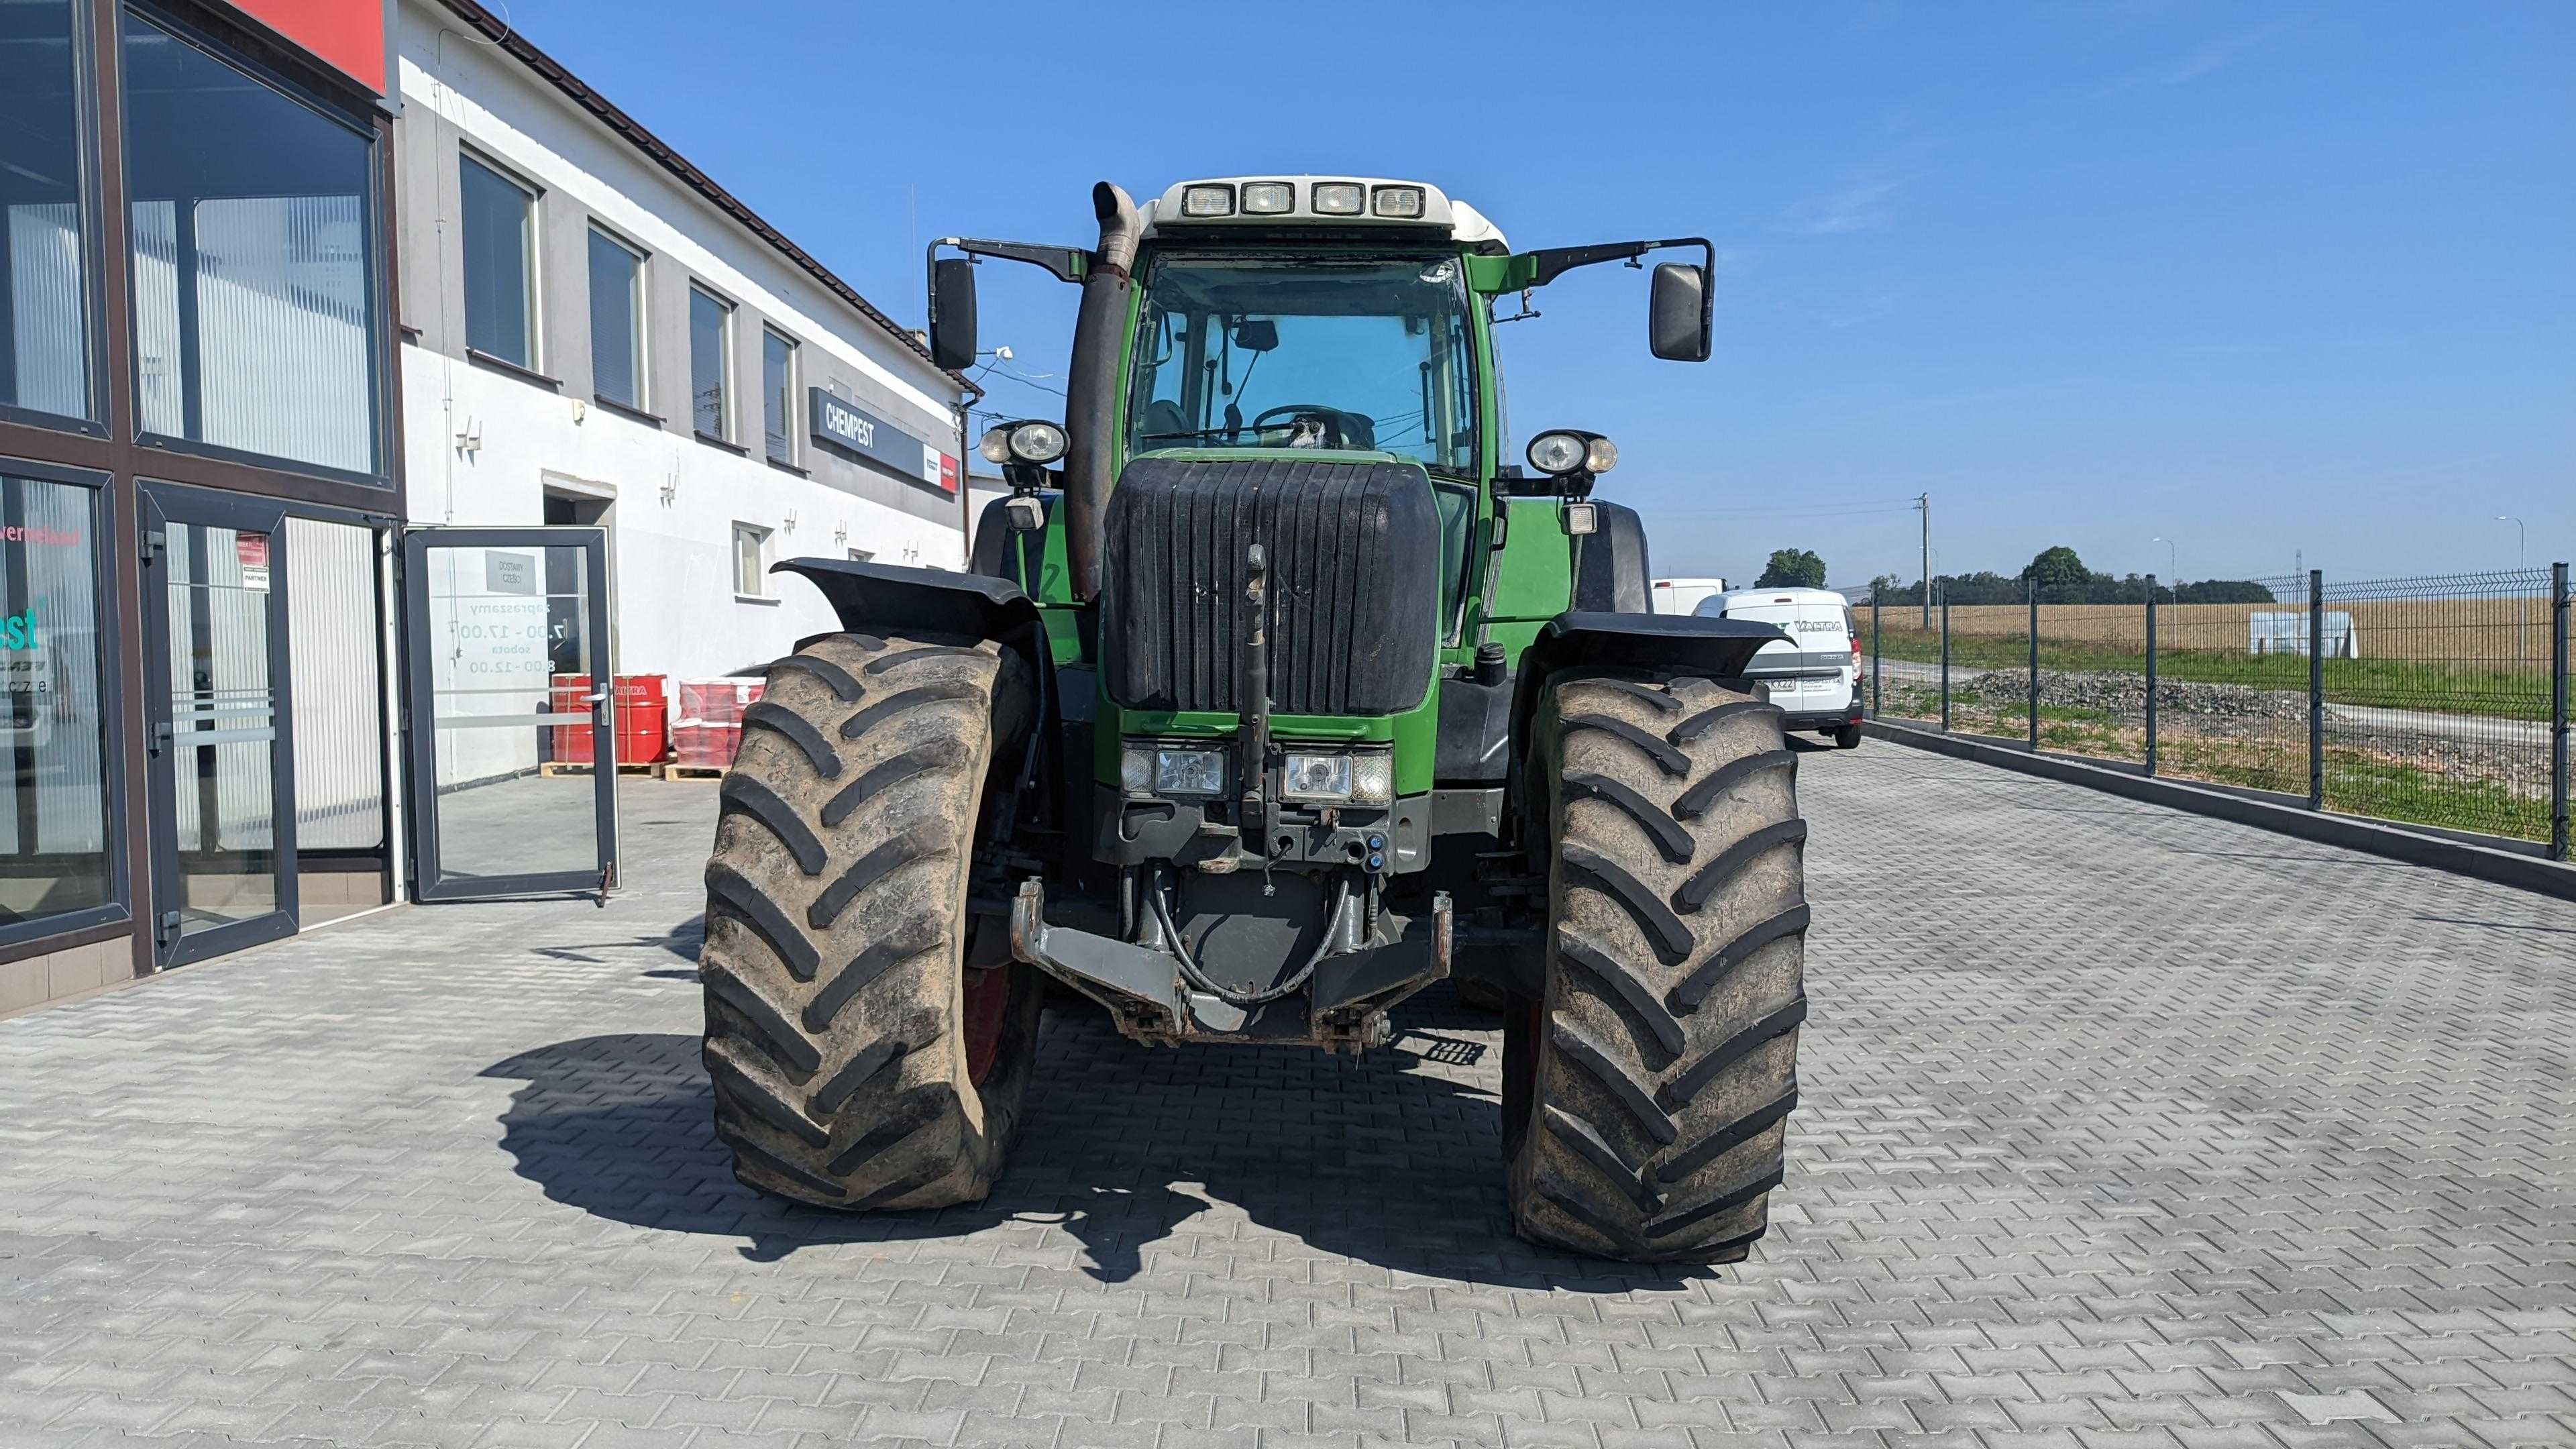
[1693,587,1861,748]
[1649,577,1728,616]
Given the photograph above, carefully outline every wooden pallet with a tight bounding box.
[663,764,728,782]
[539,761,665,778]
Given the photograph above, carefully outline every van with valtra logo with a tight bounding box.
[1693,586,1861,749]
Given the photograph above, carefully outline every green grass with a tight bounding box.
[1872,690,2550,842]
[1863,627,2548,720]
[2324,755,2551,842]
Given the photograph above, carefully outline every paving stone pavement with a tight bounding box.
[1,746,2572,1449]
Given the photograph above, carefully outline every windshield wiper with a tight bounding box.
[1136,426,1250,443]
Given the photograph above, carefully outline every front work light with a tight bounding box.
[1181,184,1235,217]
[1527,430,1618,478]
[980,420,1067,466]
[1371,185,1425,219]
[1006,421,1067,464]
[1527,432,1589,476]
[1240,181,1294,215]
[1310,182,1364,215]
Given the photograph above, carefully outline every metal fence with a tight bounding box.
[1851,564,2573,859]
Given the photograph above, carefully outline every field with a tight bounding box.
[1857,598,2557,669]
[1855,606,2552,721]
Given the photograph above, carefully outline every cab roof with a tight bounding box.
[1138,176,1508,253]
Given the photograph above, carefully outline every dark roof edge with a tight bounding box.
[429,0,981,405]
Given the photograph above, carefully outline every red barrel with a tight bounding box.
[549,674,594,764]
[613,675,667,766]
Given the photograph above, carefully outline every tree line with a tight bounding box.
[1752,545,2278,604]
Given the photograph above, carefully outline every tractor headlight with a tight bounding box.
[1310,182,1365,215]
[981,420,1067,466]
[1527,431,1589,476]
[1006,421,1067,464]
[1527,430,1616,477]
[1279,750,1393,805]
[1122,744,1226,798]
[1181,184,1234,217]
[1240,181,1294,215]
[1280,752,1350,802]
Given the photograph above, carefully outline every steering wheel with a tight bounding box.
[1250,404,1374,450]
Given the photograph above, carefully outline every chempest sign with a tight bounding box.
[809,388,959,496]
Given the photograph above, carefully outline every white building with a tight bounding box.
[390,0,973,686]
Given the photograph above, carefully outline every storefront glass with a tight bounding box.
[0,0,93,424]
[160,516,278,936]
[121,7,380,478]
[0,471,113,934]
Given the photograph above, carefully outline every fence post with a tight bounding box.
[2144,576,2159,777]
[1939,588,1951,734]
[1871,582,1883,719]
[2027,579,2040,749]
[2308,568,2325,810]
[2553,561,2569,862]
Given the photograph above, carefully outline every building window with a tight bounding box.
[732,522,769,596]
[0,470,115,941]
[460,154,537,370]
[1,0,92,425]
[586,227,644,411]
[762,330,798,464]
[123,9,381,477]
[690,287,732,441]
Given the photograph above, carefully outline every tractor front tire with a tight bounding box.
[1505,673,1810,1263]
[698,631,1043,1212]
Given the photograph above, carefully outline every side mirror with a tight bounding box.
[930,257,978,371]
[1232,318,1279,352]
[1648,261,1709,362]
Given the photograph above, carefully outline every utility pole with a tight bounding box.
[1917,492,1931,630]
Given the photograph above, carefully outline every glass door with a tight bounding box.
[140,484,297,968]
[402,528,615,901]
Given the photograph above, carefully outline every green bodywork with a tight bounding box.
[987,239,1583,803]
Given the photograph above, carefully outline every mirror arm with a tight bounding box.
[930,237,1093,285]
[1521,236,1714,288]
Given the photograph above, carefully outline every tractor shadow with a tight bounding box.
[480,983,1714,1292]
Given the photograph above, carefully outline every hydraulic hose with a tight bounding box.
[1153,873,1352,1010]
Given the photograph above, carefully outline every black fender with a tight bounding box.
[773,555,1063,805]
[1511,610,1787,725]
[1507,610,1789,845]
[775,556,1046,664]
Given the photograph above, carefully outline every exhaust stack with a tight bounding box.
[1061,180,1139,602]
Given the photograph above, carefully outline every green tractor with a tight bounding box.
[698,176,1810,1263]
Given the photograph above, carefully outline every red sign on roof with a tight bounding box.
[227,0,386,94]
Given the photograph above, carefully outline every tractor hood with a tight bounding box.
[1098,453,1442,717]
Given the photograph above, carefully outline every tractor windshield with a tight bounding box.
[1125,255,1479,475]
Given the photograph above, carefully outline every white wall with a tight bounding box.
[405,352,961,684]
[393,0,967,690]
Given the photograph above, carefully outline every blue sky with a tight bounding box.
[519,1,2572,586]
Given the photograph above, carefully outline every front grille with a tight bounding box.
[1102,455,1439,716]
